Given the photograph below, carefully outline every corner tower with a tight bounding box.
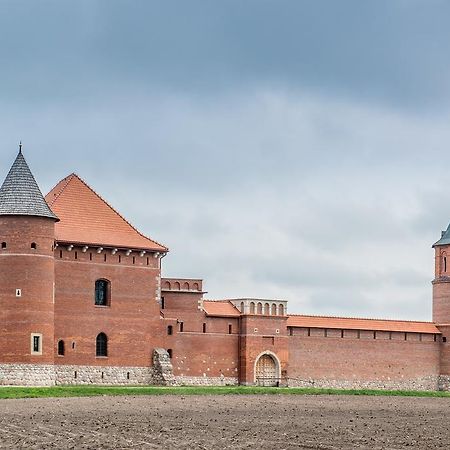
[0,147,58,385]
[432,225,450,325]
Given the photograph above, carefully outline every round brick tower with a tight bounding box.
[0,147,58,384]
[432,225,450,325]
[432,225,450,389]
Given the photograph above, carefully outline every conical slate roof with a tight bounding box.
[433,223,450,247]
[0,150,58,220]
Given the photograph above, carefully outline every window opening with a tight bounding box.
[179,322,184,332]
[1,242,6,249]
[31,242,37,249]
[90,252,93,261]
[33,335,40,353]
[203,323,206,333]
[75,251,78,260]
[57,340,65,356]
[96,332,108,357]
[167,349,173,358]
[167,325,173,335]
[228,324,232,334]
[95,279,109,306]
[60,250,63,258]
[127,372,130,380]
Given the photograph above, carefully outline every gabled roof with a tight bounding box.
[433,223,450,247]
[287,314,440,334]
[0,150,58,220]
[203,300,241,317]
[45,174,167,251]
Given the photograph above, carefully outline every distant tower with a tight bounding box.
[432,225,450,324]
[0,148,58,383]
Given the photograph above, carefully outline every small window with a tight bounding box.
[127,372,130,380]
[118,255,121,263]
[179,321,184,332]
[31,333,42,355]
[1,242,6,249]
[167,325,173,335]
[31,242,37,249]
[167,349,173,358]
[257,303,263,314]
[250,302,255,314]
[72,341,76,349]
[104,253,107,262]
[445,257,447,272]
[202,323,206,333]
[96,332,108,357]
[74,371,77,379]
[443,336,447,343]
[161,296,165,309]
[59,250,63,258]
[146,257,149,266]
[57,340,65,356]
[228,324,232,334]
[90,252,93,261]
[132,256,135,265]
[75,251,78,260]
[95,279,110,306]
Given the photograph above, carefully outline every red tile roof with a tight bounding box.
[45,174,168,251]
[203,301,240,317]
[287,315,440,334]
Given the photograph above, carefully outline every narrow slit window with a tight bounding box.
[202,323,206,333]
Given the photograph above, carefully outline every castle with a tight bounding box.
[0,148,449,390]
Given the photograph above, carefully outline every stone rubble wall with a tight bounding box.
[0,364,56,386]
[287,375,441,391]
[438,375,450,391]
[174,375,238,386]
[152,348,176,386]
[55,365,155,385]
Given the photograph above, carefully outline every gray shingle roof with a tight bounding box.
[0,150,58,220]
[433,224,450,247]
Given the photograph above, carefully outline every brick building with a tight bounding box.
[0,148,449,390]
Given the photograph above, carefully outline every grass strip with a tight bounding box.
[1,385,450,399]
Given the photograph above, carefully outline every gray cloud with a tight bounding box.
[0,2,449,321]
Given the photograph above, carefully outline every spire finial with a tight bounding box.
[19,141,22,154]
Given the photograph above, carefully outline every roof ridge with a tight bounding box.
[287,313,433,324]
[46,173,76,207]
[51,173,168,251]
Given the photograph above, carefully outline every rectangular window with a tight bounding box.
[228,324,232,334]
[203,323,206,333]
[179,321,184,332]
[31,333,42,355]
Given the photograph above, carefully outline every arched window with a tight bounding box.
[250,302,255,314]
[31,242,37,249]
[257,302,263,314]
[57,340,65,356]
[240,301,245,313]
[183,281,189,290]
[193,282,199,290]
[1,242,6,249]
[279,304,284,315]
[95,279,110,306]
[264,303,270,315]
[96,332,108,357]
[163,280,171,290]
[174,281,181,290]
[271,304,277,315]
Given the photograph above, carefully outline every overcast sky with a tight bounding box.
[1,1,449,320]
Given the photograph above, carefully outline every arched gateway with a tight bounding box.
[254,352,280,386]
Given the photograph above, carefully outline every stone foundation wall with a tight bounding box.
[175,375,238,386]
[55,365,155,385]
[438,375,450,391]
[287,375,440,391]
[0,364,56,386]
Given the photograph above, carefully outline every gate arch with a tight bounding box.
[254,351,280,386]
